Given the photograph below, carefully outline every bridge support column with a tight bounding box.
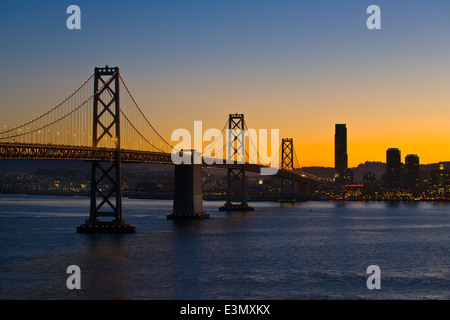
[77,66,135,234]
[298,180,312,195]
[280,138,295,202]
[219,113,254,212]
[167,163,209,220]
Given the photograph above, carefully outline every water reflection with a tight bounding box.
[1,195,449,299]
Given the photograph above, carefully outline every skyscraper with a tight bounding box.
[404,154,419,195]
[386,148,402,190]
[334,124,349,185]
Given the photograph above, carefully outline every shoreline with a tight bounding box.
[2,191,450,203]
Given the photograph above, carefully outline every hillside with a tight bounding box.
[302,161,450,183]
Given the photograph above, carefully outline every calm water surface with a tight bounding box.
[0,194,449,300]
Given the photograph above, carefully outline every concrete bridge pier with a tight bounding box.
[298,180,312,195]
[167,163,209,220]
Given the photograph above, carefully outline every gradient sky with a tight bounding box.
[1,0,450,167]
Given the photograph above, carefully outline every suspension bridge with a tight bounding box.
[0,66,331,233]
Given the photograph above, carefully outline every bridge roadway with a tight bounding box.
[0,142,329,185]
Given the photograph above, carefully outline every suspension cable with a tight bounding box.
[0,73,110,141]
[0,74,94,135]
[0,93,95,140]
[201,119,229,157]
[119,75,174,149]
[119,109,165,152]
[243,121,280,166]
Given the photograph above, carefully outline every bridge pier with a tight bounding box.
[298,180,312,195]
[77,218,135,234]
[167,163,209,220]
[218,169,254,211]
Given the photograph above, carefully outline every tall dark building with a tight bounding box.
[404,154,419,195]
[386,148,402,190]
[334,124,349,184]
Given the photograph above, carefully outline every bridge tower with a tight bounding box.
[77,66,135,233]
[219,114,254,211]
[280,138,296,202]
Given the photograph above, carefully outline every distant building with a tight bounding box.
[334,124,351,185]
[363,172,378,196]
[344,184,363,199]
[386,148,402,190]
[342,168,353,184]
[431,163,450,198]
[404,154,419,195]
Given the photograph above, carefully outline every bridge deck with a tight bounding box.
[0,142,329,184]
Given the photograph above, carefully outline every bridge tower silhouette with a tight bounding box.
[77,66,135,233]
[280,138,296,202]
[219,114,254,212]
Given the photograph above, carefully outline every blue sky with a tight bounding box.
[2,0,448,88]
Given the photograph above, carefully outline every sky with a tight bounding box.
[1,0,450,167]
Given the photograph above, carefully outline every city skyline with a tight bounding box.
[1,1,450,167]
